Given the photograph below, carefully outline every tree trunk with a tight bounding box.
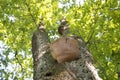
[32,28,102,80]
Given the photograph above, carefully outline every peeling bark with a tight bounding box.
[32,29,102,80]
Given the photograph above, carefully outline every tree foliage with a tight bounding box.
[0,0,120,80]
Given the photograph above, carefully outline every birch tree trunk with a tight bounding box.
[32,28,102,80]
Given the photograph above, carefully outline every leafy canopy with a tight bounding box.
[0,0,120,80]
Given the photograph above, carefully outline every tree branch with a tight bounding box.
[15,50,24,79]
[25,2,37,27]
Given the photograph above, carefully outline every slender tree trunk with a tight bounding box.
[32,28,102,80]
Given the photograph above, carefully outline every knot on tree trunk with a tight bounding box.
[50,36,80,63]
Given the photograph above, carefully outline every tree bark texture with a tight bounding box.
[32,28,102,80]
